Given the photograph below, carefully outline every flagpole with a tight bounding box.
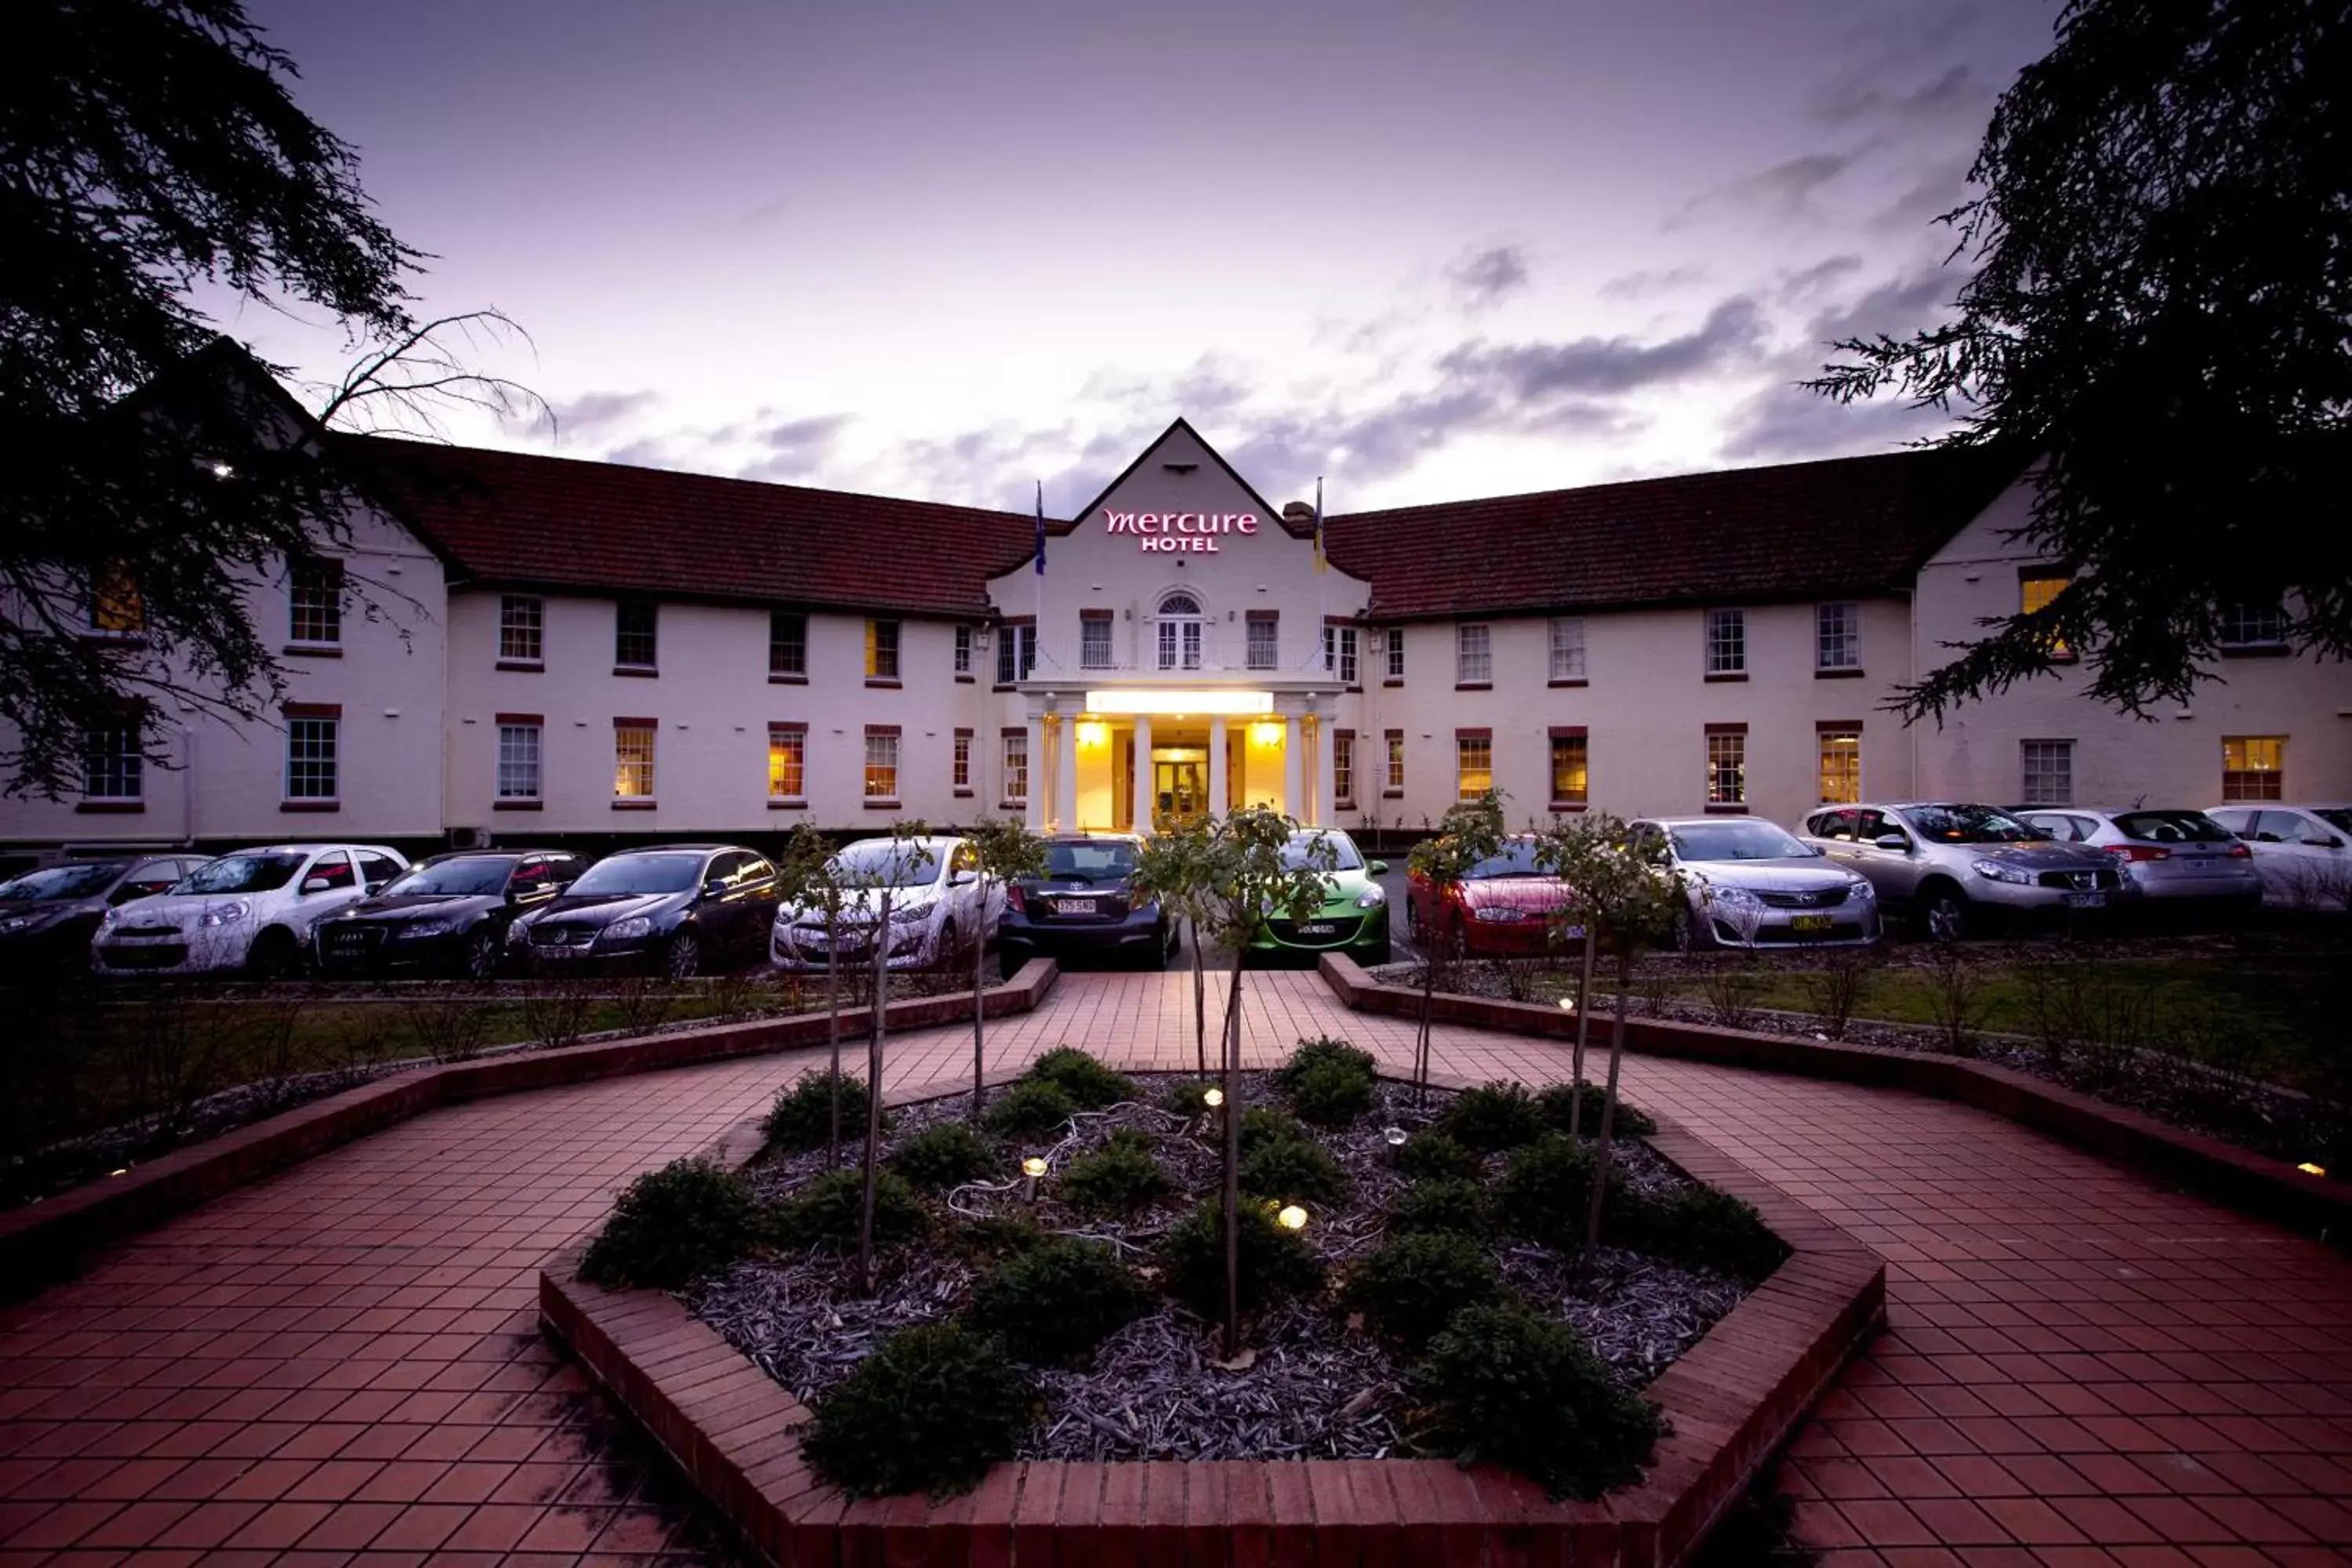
[1034,480,1045,670]
[1315,474,1326,670]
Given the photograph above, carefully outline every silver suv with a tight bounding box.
[1799,802,2122,939]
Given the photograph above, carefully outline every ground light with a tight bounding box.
[1276,1203,1308,1232]
[1202,1087,1225,1108]
[1021,1156,1047,1202]
[1382,1127,1407,1164]
[2299,1162,2326,1177]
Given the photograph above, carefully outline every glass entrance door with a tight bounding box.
[1152,759,1205,831]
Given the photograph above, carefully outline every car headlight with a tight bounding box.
[1846,878,1875,901]
[0,913,45,935]
[97,907,122,935]
[198,901,252,927]
[1355,885,1386,909]
[1971,858,2034,885]
[398,919,459,939]
[506,920,530,943]
[887,901,936,926]
[1706,885,1762,909]
[601,916,653,942]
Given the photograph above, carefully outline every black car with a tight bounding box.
[314,851,586,981]
[998,833,1176,978]
[509,844,781,978]
[0,853,212,978]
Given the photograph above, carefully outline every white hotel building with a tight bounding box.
[4,412,2346,860]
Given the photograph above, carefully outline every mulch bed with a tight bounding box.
[689,1075,1749,1464]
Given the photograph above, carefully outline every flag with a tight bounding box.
[1034,481,1047,576]
[1312,475,1326,574]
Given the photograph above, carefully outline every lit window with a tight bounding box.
[495,723,541,800]
[1246,612,1279,672]
[1705,730,1745,806]
[287,717,339,800]
[1550,732,1588,805]
[2020,573,2072,659]
[1002,731,1029,802]
[1455,623,1491,684]
[1817,729,1861,804]
[1323,626,1359,684]
[864,728,899,799]
[1817,602,1860,670]
[84,724,143,801]
[615,602,658,669]
[1385,629,1405,681]
[1456,733,1492,802]
[500,596,543,662]
[1706,608,1745,674]
[953,625,974,675]
[2020,739,2074,807]
[2219,603,2287,648]
[768,724,805,800]
[289,559,343,646]
[1080,612,1116,670]
[1333,731,1356,807]
[1385,731,1405,793]
[613,723,655,799]
[866,620,900,681]
[89,565,143,636]
[769,612,807,677]
[2222,735,2285,801]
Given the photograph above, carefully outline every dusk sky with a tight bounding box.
[228,0,2060,517]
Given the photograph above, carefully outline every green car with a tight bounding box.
[1246,829,1392,967]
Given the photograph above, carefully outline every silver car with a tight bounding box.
[1631,817,1879,950]
[2016,808,2262,913]
[2203,803,2352,912]
[1801,802,2122,940]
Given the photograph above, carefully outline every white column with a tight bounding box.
[1208,717,1229,818]
[1283,715,1303,821]
[1024,718,1045,832]
[1131,714,1152,831]
[1319,717,1340,827]
[1058,712,1080,832]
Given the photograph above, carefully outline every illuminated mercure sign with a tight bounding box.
[1102,510,1259,553]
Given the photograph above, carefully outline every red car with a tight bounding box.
[1404,834,1579,958]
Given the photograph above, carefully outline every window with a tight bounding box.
[769,612,807,677]
[1246,612,1279,671]
[1817,728,1862,804]
[1080,610,1115,670]
[499,595,543,662]
[1385,730,1405,794]
[2222,735,2285,801]
[495,722,541,801]
[866,619,900,681]
[1455,623,1491,684]
[84,724,143,801]
[1156,592,1203,671]
[615,601,658,670]
[954,625,974,675]
[1385,629,1405,681]
[768,724,806,801]
[1002,730,1029,803]
[2220,602,2287,648]
[286,716,339,801]
[89,565,143,636]
[863,728,899,800]
[1323,625,1359,684]
[953,728,972,793]
[1455,731,1492,802]
[2020,572,2072,659]
[307,851,356,891]
[1548,618,1586,681]
[2020,739,2074,807]
[996,624,1036,684]
[1705,728,1745,807]
[613,722,655,800]
[1816,602,1860,670]
[1549,730,1588,805]
[1333,730,1356,808]
[1705,608,1745,674]
[288,558,342,646]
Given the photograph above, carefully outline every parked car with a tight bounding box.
[996,833,1175,978]
[1800,802,2119,939]
[510,844,778,978]
[2015,808,2263,916]
[1244,829,1391,967]
[771,836,999,972]
[315,851,587,980]
[1403,833,1576,958]
[1630,817,1879,950]
[90,844,410,978]
[2204,804,2352,912]
[0,854,213,978]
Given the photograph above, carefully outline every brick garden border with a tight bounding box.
[0,960,1059,1296]
[538,1073,1885,1567]
[1318,952,2352,1244]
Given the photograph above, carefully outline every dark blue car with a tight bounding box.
[998,833,1176,978]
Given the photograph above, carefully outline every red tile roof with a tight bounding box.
[1323,446,2024,620]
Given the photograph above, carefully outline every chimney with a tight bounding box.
[1282,501,1314,525]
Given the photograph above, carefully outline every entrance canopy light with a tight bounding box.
[1084,688,1274,716]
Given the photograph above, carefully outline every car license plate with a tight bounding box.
[1057,898,1097,916]
[2067,892,2105,908]
[1789,914,1835,933]
[1298,922,1337,937]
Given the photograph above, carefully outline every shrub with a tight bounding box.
[1290,1058,1378,1127]
[965,1238,1152,1365]
[1344,1232,1503,1346]
[774,1167,929,1250]
[953,1213,1045,1262]
[982,1078,1077,1138]
[1239,1105,1309,1155]
[579,1158,768,1290]
[1058,1130,1175,1214]
[1157,1197,1326,1319]
[1618,1185,1787,1285]
[1410,1301,1666,1500]
[1161,1078,1218,1116]
[1024,1047,1137,1109]
[765,1070,880,1153]
[1276,1036,1378,1091]
[1393,1129,1481,1183]
[800,1323,1034,1498]
[1384,1177,1488,1238]
[1535,1081,1657,1138]
[1238,1134,1352,1207]
[1439,1081,1547,1151]
[889,1123,1000,1189]
[1496,1135,1625,1246]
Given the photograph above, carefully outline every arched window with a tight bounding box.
[1156,591,1204,671]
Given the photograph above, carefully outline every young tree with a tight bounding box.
[1132,815,1221,1080]
[1403,793,1506,1105]
[960,818,1046,1122]
[1806,0,2351,720]
[775,825,853,1167]
[857,823,934,1294]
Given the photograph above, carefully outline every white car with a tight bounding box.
[92,843,410,979]
[771,835,1002,971]
[2203,804,2352,912]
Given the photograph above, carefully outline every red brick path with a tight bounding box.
[2,971,2348,1566]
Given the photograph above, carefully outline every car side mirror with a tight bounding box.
[703,880,729,900]
[1369,859,1390,877]
[953,869,978,887]
[2322,837,2345,850]
[1872,834,1909,852]
[301,876,332,895]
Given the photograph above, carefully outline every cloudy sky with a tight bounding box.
[230,0,2059,517]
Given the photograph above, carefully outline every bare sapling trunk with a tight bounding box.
[1583,943,1633,1257]
[1221,950,1245,1359]
[826,903,843,1169]
[1569,926,1597,1136]
[1191,917,1208,1078]
[971,873,988,1123]
[858,889,889,1294]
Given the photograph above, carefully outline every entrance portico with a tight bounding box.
[1020,687,1343,833]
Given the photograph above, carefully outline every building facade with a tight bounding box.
[5,415,2346,861]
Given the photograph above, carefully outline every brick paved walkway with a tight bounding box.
[2,971,2348,1566]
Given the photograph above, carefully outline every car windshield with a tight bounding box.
[385,857,514,897]
[180,853,307,894]
[1669,821,1815,862]
[1043,840,1138,879]
[1904,804,2048,844]
[1281,833,1363,873]
[1465,840,1546,879]
[0,862,129,901]
[567,853,703,895]
[2316,808,2352,836]
[2113,811,2235,844]
[832,841,941,888]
